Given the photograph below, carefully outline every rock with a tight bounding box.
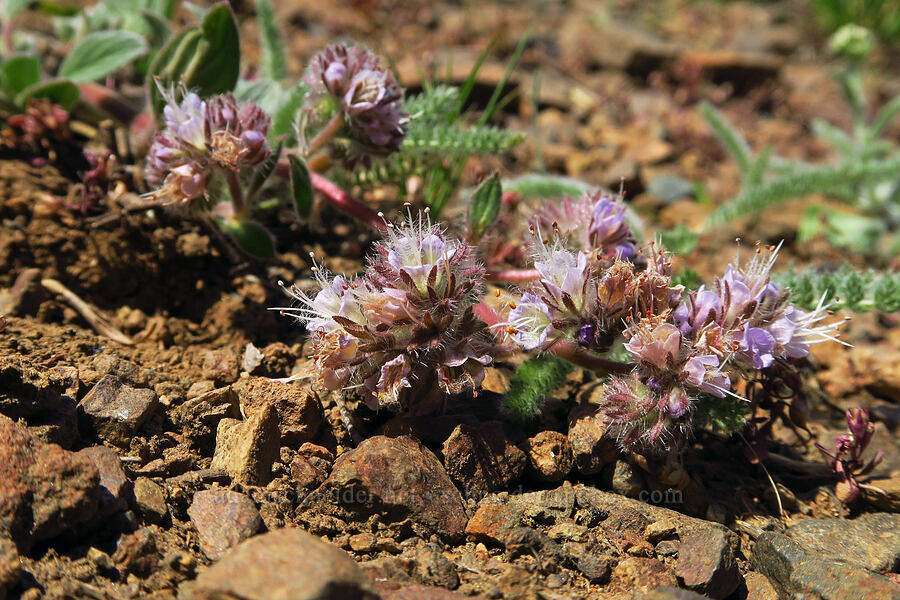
[170,386,240,453]
[610,557,677,593]
[381,414,480,445]
[373,581,484,600]
[521,431,574,482]
[188,490,261,560]
[0,358,79,447]
[465,485,576,546]
[237,377,322,446]
[210,402,281,486]
[0,417,99,551]
[864,478,900,513]
[577,553,614,584]
[133,477,168,524]
[676,527,741,599]
[180,528,379,600]
[348,532,377,553]
[465,503,524,546]
[201,348,240,385]
[291,454,328,490]
[752,532,900,600]
[78,375,158,446]
[301,435,467,542]
[635,587,710,600]
[547,522,589,543]
[441,422,526,500]
[0,268,45,316]
[77,446,130,517]
[744,571,779,600]
[610,460,645,498]
[113,527,159,577]
[568,400,618,475]
[186,380,216,400]
[785,514,900,574]
[415,543,459,589]
[0,535,19,600]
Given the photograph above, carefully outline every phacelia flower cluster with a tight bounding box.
[508,199,842,450]
[279,211,492,414]
[816,408,884,504]
[305,44,408,159]
[602,244,841,449]
[533,190,638,260]
[145,85,270,207]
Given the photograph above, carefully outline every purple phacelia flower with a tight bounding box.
[533,189,637,259]
[596,375,694,451]
[305,44,408,159]
[507,292,553,350]
[816,408,884,504]
[278,212,492,414]
[145,85,271,207]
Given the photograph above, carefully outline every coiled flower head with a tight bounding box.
[534,189,637,259]
[279,210,492,414]
[145,84,270,208]
[305,44,407,159]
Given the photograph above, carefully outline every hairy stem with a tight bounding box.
[486,268,541,283]
[225,170,248,219]
[306,112,345,157]
[546,339,634,375]
[310,172,388,231]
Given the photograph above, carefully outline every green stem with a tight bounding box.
[306,112,345,157]
[225,170,248,220]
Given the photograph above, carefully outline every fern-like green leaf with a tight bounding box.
[772,264,900,313]
[402,123,524,156]
[404,85,460,125]
[701,101,753,175]
[704,157,900,229]
[503,354,573,422]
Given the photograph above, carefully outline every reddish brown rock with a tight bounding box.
[0,417,99,551]
[521,431,574,482]
[0,535,19,600]
[170,385,240,453]
[77,445,130,517]
[611,557,678,594]
[302,435,467,542]
[238,377,322,446]
[441,422,526,500]
[676,527,741,599]
[568,399,618,475]
[113,527,159,577]
[133,477,168,524]
[201,348,240,385]
[465,503,524,546]
[188,490,261,560]
[180,528,379,600]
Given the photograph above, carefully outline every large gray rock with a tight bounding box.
[752,532,900,600]
[301,436,467,542]
[180,528,379,600]
[786,513,900,573]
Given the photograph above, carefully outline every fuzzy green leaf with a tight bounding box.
[254,0,287,81]
[503,354,573,422]
[59,31,148,83]
[0,55,41,96]
[467,173,501,242]
[15,79,80,109]
[289,155,314,219]
[701,101,752,175]
[224,219,275,258]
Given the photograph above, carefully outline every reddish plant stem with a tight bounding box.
[305,112,344,156]
[78,83,143,124]
[485,268,541,283]
[546,339,634,375]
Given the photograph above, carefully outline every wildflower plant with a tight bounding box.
[816,408,884,504]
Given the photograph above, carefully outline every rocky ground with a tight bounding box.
[2,0,900,599]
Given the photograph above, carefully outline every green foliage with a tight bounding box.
[693,395,747,435]
[774,264,900,312]
[224,219,276,258]
[809,0,900,44]
[147,3,240,118]
[467,173,502,243]
[671,268,701,289]
[289,155,314,219]
[701,63,900,254]
[255,0,287,81]
[59,31,148,83]
[503,355,573,422]
[658,225,698,256]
